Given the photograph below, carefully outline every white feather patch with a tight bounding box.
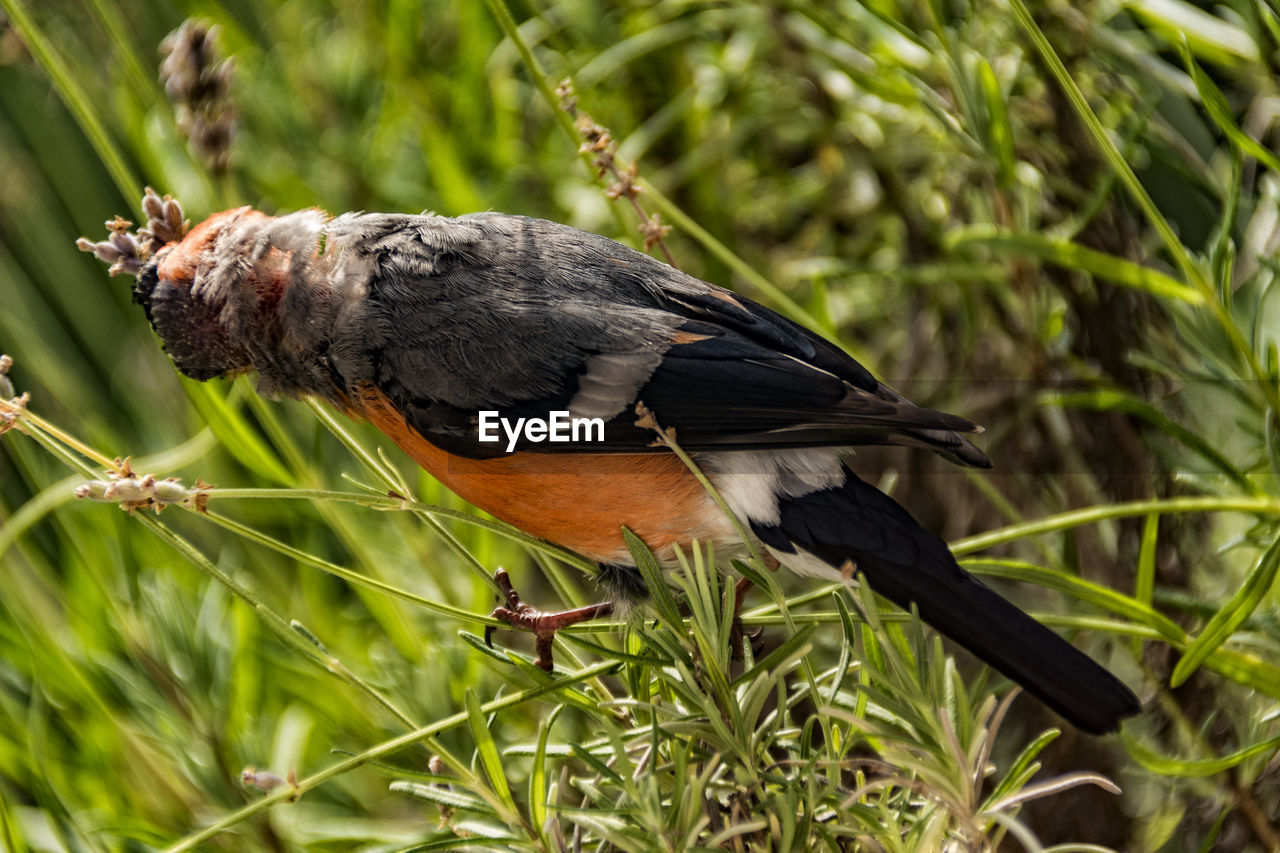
[765,544,846,581]
[702,448,845,526]
[569,348,664,420]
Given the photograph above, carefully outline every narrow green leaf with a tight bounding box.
[731,624,816,688]
[1171,531,1280,686]
[953,495,1280,556]
[732,558,773,594]
[622,526,684,629]
[529,705,563,837]
[834,594,869,724]
[463,689,515,809]
[1045,389,1258,494]
[185,380,294,486]
[1128,0,1259,63]
[946,226,1203,304]
[1136,514,1159,612]
[1122,729,1280,777]
[397,829,523,850]
[1181,40,1280,175]
[985,729,1058,805]
[1266,409,1280,482]
[390,781,499,815]
[975,57,1015,186]
[860,622,885,675]
[965,557,1179,639]
[1008,0,1209,298]
[1210,150,1241,305]
[458,631,517,665]
[556,634,669,667]
[568,743,625,786]
[0,0,139,197]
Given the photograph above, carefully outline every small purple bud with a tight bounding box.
[109,230,138,255]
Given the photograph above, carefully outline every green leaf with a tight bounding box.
[731,623,817,688]
[458,631,518,666]
[1266,409,1280,482]
[834,594,870,724]
[985,729,1059,806]
[622,526,684,629]
[1009,0,1209,296]
[557,634,669,667]
[184,379,294,486]
[951,558,1280,689]
[390,781,498,815]
[963,557,1169,635]
[1134,516,1159,604]
[1122,730,1280,777]
[975,57,1015,187]
[1180,39,1280,174]
[0,0,139,197]
[1044,389,1258,494]
[568,742,625,786]
[1127,0,1259,63]
[946,226,1203,304]
[1135,514,1159,662]
[463,689,515,810]
[396,829,523,850]
[1210,149,1242,303]
[529,705,563,837]
[1171,531,1280,686]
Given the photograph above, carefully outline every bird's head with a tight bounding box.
[133,206,264,381]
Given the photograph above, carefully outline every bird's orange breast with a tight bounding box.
[354,387,734,564]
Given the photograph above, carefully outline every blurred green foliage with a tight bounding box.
[2,0,1280,849]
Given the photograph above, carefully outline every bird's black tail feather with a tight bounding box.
[751,467,1141,734]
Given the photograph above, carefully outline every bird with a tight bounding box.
[116,202,1141,734]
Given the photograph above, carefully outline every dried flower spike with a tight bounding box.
[0,353,14,399]
[241,766,299,801]
[0,355,25,436]
[556,78,674,265]
[74,469,211,514]
[136,187,189,255]
[0,397,29,437]
[160,19,236,173]
[77,188,189,276]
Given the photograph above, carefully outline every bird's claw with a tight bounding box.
[485,568,614,671]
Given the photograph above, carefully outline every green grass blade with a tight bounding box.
[975,57,1015,187]
[946,226,1203,304]
[622,527,684,630]
[463,689,516,812]
[1043,389,1259,493]
[1171,531,1280,686]
[1122,730,1280,778]
[1180,40,1280,174]
[0,0,139,197]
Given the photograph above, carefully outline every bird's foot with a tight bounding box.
[485,568,614,671]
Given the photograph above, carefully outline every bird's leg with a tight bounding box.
[728,575,765,660]
[485,568,614,671]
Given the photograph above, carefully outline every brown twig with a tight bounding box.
[557,79,676,265]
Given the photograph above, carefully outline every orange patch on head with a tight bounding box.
[354,386,734,564]
[157,206,265,284]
